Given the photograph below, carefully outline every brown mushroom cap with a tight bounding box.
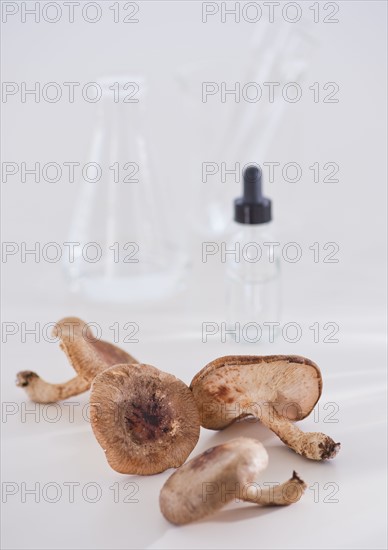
[160,437,268,524]
[190,355,322,429]
[90,363,201,475]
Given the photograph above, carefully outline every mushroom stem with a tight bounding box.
[259,407,340,460]
[16,372,90,404]
[242,471,306,505]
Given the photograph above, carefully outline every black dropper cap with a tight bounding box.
[234,165,272,224]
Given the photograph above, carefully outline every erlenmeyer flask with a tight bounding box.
[64,76,188,304]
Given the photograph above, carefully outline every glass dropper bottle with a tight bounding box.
[226,165,281,342]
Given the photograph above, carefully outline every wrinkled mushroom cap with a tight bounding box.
[160,437,268,524]
[190,355,322,429]
[90,363,200,475]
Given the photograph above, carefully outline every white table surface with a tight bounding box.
[2,300,387,549]
[1,1,387,549]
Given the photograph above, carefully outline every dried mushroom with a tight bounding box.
[16,317,137,403]
[160,437,306,524]
[190,355,340,461]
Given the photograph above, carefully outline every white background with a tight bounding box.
[1,1,387,549]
